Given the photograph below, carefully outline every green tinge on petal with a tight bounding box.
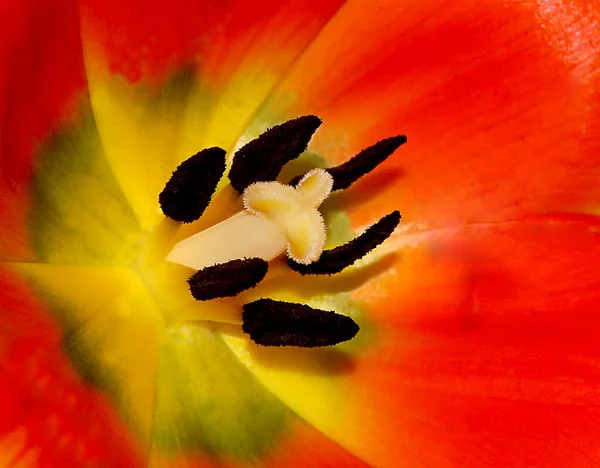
[151,324,291,461]
[24,77,382,463]
[277,151,328,184]
[85,67,211,230]
[31,106,141,265]
[13,263,295,462]
[322,209,354,249]
[12,264,162,446]
[277,151,354,250]
[221,293,377,459]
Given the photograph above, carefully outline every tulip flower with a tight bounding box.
[2,0,600,467]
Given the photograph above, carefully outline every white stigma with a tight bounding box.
[165,169,333,270]
[243,169,333,264]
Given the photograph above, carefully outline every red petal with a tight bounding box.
[0,268,144,466]
[250,0,600,226]
[81,0,345,84]
[0,0,87,261]
[0,0,86,183]
[224,215,600,467]
[351,214,600,466]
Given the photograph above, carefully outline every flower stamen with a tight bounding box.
[188,258,268,301]
[289,135,407,190]
[159,147,226,223]
[228,115,322,193]
[242,298,359,348]
[158,116,405,347]
[287,210,401,275]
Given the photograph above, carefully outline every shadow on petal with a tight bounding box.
[216,323,357,377]
[323,167,406,212]
[252,251,400,299]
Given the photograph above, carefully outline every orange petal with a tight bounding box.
[249,0,600,226]
[226,214,600,466]
[261,421,370,468]
[80,0,344,85]
[356,214,600,466]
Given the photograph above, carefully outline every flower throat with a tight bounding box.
[158,116,405,348]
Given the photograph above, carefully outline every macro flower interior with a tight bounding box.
[1,0,600,467]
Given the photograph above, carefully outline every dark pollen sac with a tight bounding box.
[242,298,360,348]
[188,258,269,301]
[290,135,407,189]
[288,210,401,275]
[328,135,407,190]
[159,147,226,223]
[228,115,322,193]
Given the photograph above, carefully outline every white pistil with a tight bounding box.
[165,169,333,270]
